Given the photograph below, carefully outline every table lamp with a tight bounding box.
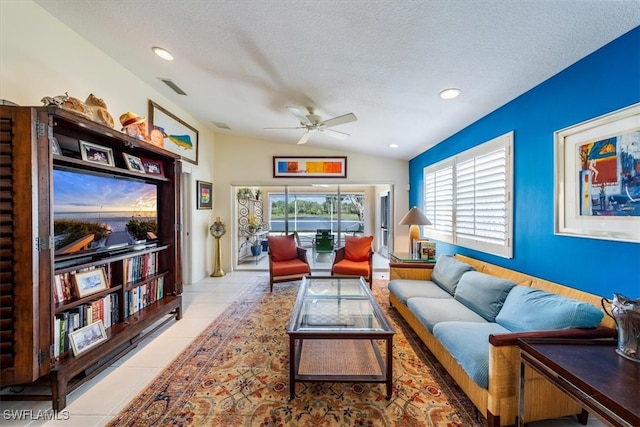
[399,206,431,257]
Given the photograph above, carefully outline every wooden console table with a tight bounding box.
[518,338,640,427]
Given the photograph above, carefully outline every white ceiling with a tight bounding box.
[35,0,640,160]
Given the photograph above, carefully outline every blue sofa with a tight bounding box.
[388,254,615,427]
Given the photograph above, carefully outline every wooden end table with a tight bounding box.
[389,252,435,280]
[518,338,640,427]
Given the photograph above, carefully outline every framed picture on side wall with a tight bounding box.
[554,102,640,243]
[197,180,212,210]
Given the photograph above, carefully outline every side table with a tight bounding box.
[518,338,640,427]
[388,252,435,280]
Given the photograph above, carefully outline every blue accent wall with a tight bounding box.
[409,27,640,298]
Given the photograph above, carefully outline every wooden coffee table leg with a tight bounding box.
[289,335,295,400]
[386,336,393,399]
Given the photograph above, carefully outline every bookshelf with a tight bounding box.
[0,106,183,410]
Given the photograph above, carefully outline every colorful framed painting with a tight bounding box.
[197,180,212,210]
[554,102,640,242]
[273,156,347,178]
[148,100,199,165]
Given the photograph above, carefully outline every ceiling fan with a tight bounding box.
[265,106,357,144]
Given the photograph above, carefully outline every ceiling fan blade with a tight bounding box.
[324,128,349,140]
[320,112,357,128]
[286,106,312,125]
[297,131,312,145]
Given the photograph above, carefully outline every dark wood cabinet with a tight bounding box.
[0,106,182,410]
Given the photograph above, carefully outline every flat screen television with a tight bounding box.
[53,166,158,262]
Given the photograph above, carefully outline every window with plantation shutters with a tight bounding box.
[423,132,513,258]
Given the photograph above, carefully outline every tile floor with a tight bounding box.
[0,256,605,426]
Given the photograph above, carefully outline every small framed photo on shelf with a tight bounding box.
[69,321,108,356]
[79,140,115,167]
[140,157,164,176]
[51,137,62,156]
[73,268,109,298]
[122,153,146,173]
[197,180,212,209]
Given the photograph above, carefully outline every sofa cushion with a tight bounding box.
[407,297,487,333]
[270,258,310,277]
[431,255,475,295]
[268,235,297,262]
[388,280,453,305]
[332,258,369,277]
[454,271,517,322]
[495,286,604,332]
[433,321,511,389]
[344,235,373,262]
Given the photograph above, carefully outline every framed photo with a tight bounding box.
[273,156,347,178]
[197,180,212,209]
[69,321,107,356]
[73,268,109,298]
[148,100,199,165]
[122,153,146,173]
[554,102,640,243]
[79,140,115,167]
[51,137,62,156]
[140,157,164,176]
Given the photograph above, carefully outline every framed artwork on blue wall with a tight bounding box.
[554,102,640,243]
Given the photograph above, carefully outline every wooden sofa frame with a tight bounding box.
[389,254,616,427]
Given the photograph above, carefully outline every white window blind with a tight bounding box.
[423,132,513,258]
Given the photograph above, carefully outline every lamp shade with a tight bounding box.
[399,206,431,226]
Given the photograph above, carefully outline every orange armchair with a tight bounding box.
[331,235,374,286]
[267,234,311,292]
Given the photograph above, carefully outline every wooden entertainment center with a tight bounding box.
[0,106,183,410]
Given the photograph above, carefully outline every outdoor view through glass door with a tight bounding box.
[233,184,392,270]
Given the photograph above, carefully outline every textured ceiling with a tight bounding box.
[35,0,640,160]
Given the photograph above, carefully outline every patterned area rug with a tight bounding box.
[109,278,482,426]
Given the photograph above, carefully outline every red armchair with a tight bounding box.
[267,234,311,292]
[331,235,374,286]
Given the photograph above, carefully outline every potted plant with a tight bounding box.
[236,187,252,199]
[254,188,262,200]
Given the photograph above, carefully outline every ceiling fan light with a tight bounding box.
[439,88,461,99]
[389,144,399,148]
[152,47,174,61]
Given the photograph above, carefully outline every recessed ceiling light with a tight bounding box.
[389,144,399,148]
[439,88,461,99]
[152,47,174,61]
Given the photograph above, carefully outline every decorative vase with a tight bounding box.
[250,245,262,256]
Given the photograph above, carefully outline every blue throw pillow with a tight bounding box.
[454,271,517,322]
[431,255,475,295]
[495,286,604,332]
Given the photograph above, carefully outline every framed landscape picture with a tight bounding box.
[148,100,199,164]
[69,321,108,356]
[197,180,212,209]
[73,268,109,298]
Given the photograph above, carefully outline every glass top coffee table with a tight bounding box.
[286,276,395,400]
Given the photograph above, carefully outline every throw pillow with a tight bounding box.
[431,254,475,295]
[495,286,604,332]
[345,235,373,262]
[267,235,297,262]
[454,271,517,322]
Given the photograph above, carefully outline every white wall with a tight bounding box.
[0,0,215,283]
[214,134,409,274]
[1,1,410,283]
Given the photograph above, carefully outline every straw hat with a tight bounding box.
[119,111,146,130]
